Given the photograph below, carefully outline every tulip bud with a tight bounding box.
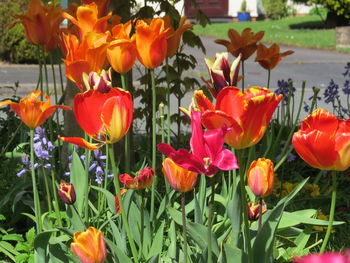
[58,180,76,205]
[247,158,275,198]
[247,200,267,221]
[119,167,154,190]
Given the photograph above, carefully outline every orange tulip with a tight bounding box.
[71,227,107,263]
[247,158,275,198]
[63,2,112,39]
[135,18,169,68]
[59,87,133,150]
[81,0,110,17]
[163,16,193,57]
[162,158,198,192]
[215,28,264,60]
[255,43,294,71]
[292,108,350,171]
[194,87,282,149]
[0,90,70,129]
[61,32,109,91]
[107,21,137,74]
[13,0,63,51]
[119,167,154,190]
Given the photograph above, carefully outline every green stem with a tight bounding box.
[320,171,337,253]
[30,129,42,233]
[165,58,171,144]
[84,134,92,221]
[138,191,144,259]
[51,169,62,227]
[108,144,138,262]
[42,168,52,217]
[102,144,110,211]
[72,204,86,228]
[181,192,188,263]
[207,179,215,263]
[267,69,271,89]
[121,74,131,175]
[150,69,156,222]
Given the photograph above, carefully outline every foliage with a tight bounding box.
[240,0,248,12]
[0,0,38,63]
[262,0,289,19]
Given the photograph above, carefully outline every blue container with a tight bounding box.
[237,12,251,22]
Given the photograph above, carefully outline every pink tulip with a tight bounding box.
[158,111,238,177]
[293,252,350,263]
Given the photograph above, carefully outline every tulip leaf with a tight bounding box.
[105,237,132,263]
[48,243,70,263]
[156,190,175,220]
[167,221,177,259]
[227,184,242,248]
[222,244,247,263]
[107,216,127,253]
[91,186,116,214]
[252,177,309,263]
[147,221,165,260]
[70,151,86,214]
[34,230,55,263]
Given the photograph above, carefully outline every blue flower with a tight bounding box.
[324,79,339,104]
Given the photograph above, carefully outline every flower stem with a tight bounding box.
[320,171,337,253]
[138,191,144,259]
[51,169,62,227]
[267,69,271,89]
[108,144,138,262]
[42,168,52,216]
[72,204,86,229]
[181,192,188,263]
[241,60,245,92]
[207,179,215,263]
[84,134,91,221]
[258,198,263,233]
[121,74,131,175]
[30,129,42,233]
[165,58,171,144]
[150,69,156,223]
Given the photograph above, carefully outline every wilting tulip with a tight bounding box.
[293,252,350,263]
[158,111,238,177]
[163,16,193,57]
[107,21,137,74]
[58,180,76,205]
[247,158,275,198]
[162,158,198,192]
[248,200,267,221]
[215,28,264,60]
[255,43,294,71]
[195,86,282,149]
[292,108,350,171]
[204,52,241,96]
[63,2,112,39]
[115,189,127,214]
[0,90,70,129]
[60,32,109,91]
[71,227,107,263]
[135,18,169,69]
[13,0,63,51]
[59,86,133,150]
[119,167,154,190]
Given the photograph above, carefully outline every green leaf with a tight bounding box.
[0,241,18,261]
[49,243,70,263]
[223,244,247,263]
[105,238,132,263]
[70,152,87,214]
[34,231,53,263]
[227,184,242,247]
[147,221,165,260]
[91,186,116,214]
[2,233,23,242]
[167,221,177,258]
[108,216,126,254]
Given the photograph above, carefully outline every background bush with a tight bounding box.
[262,0,289,19]
[0,0,39,64]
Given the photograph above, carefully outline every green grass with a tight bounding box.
[193,15,337,50]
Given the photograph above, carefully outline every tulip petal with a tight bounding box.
[189,111,206,160]
[212,148,239,171]
[58,136,102,150]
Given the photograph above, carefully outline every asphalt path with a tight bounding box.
[1,36,350,122]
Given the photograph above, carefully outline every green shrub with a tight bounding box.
[262,0,288,19]
[0,0,38,64]
[309,6,328,17]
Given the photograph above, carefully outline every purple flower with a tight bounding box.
[342,62,350,77]
[324,79,339,104]
[343,80,350,95]
[275,79,295,105]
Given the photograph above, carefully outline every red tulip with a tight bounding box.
[292,108,350,171]
[119,167,154,190]
[248,200,267,221]
[194,86,282,149]
[58,180,76,205]
[158,111,238,177]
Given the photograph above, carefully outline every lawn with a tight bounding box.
[193,15,337,50]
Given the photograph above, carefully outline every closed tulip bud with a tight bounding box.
[247,200,267,221]
[58,180,76,205]
[247,158,275,198]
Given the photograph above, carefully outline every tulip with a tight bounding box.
[60,32,109,91]
[194,86,282,149]
[0,90,70,129]
[119,167,154,190]
[107,21,137,74]
[255,43,294,71]
[162,158,198,192]
[71,227,107,263]
[247,200,267,221]
[13,0,63,51]
[58,180,76,205]
[163,16,193,57]
[81,0,110,17]
[292,108,350,171]
[115,189,127,214]
[59,86,132,150]
[215,28,264,60]
[247,158,275,198]
[83,68,112,93]
[204,52,241,96]
[158,111,238,177]
[293,252,350,263]
[135,18,169,69]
